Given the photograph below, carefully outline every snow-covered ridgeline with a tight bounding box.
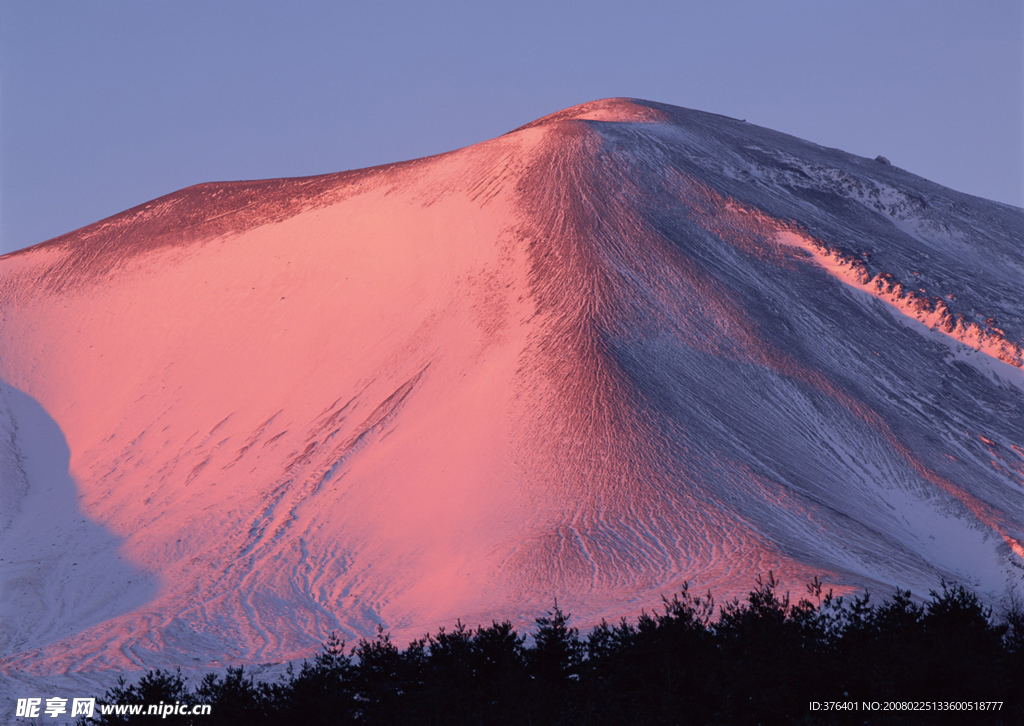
[675,175,1024,370]
[773,225,1024,369]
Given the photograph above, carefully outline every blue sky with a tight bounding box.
[1,0,1021,254]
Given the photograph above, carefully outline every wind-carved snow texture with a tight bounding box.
[1,98,1022,695]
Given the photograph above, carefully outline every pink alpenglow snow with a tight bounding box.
[1,99,1022,692]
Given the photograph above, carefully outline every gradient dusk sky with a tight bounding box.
[1,0,1021,255]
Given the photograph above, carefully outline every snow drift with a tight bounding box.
[1,98,1022,685]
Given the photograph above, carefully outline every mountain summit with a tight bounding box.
[2,98,1022,681]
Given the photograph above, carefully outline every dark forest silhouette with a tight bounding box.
[83,576,1024,725]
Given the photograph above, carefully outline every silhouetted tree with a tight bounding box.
[350,624,419,724]
[87,669,192,726]
[193,667,269,726]
[272,632,356,725]
[529,601,583,722]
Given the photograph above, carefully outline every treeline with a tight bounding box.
[84,576,1024,725]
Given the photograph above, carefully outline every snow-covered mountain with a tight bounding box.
[1,98,1022,686]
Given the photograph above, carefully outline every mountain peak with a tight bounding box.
[513,97,672,130]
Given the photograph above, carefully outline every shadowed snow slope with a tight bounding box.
[1,98,1022,683]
